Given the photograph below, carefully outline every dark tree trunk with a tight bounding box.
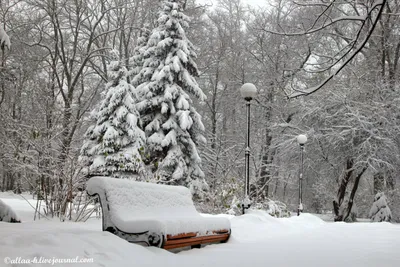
[4,170,14,191]
[333,158,354,221]
[386,171,395,190]
[373,172,385,194]
[256,94,274,200]
[343,167,367,221]
[1,168,5,192]
[210,68,220,151]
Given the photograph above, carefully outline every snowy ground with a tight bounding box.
[1,192,399,267]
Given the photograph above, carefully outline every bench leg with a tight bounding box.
[191,244,201,249]
[148,233,164,247]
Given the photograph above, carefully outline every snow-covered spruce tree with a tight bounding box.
[134,0,208,198]
[129,26,151,87]
[369,192,392,222]
[80,57,145,179]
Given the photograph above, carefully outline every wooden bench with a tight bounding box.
[86,176,230,250]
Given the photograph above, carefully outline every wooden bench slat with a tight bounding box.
[166,229,229,240]
[211,229,229,234]
[163,233,230,250]
[166,232,197,240]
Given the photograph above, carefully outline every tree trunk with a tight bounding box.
[386,170,395,190]
[333,158,354,221]
[210,67,220,150]
[343,167,367,222]
[256,97,273,200]
[1,165,5,192]
[373,172,384,194]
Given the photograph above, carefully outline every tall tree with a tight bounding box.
[80,55,145,178]
[193,0,250,209]
[134,0,208,198]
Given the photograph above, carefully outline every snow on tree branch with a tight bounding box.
[0,25,10,50]
[260,0,386,98]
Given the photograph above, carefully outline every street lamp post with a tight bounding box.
[296,134,307,216]
[240,83,257,214]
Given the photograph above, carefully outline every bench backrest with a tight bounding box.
[86,176,199,221]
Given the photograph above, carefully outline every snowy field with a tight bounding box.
[1,192,399,267]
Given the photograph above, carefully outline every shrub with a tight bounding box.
[369,192,392,222]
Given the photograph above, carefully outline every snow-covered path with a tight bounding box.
[0,193,399,267]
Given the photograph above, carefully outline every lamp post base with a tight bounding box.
[241,196,251,215]
[297,203,303,216]
[241,203,251,215]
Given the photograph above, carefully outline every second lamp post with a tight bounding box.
[296,134,307,216]
[240,83,257,214]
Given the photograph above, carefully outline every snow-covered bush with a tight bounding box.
[0,199,20,223]
[227,196,254,215]
[253,199,291,218]
[226,197,291,218]
[226,196,242,215]
[386,189,400,222]
[369,192,392,222]
[199,179,241,214]
[265,200,291,218]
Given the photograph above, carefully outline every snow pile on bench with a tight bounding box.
[0,199,20,223]
[86,177,230,236]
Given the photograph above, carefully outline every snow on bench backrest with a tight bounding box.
[87,176,200,219]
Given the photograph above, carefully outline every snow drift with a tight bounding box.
[0,198,20,223]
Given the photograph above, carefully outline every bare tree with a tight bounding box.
[258,0,387,98]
